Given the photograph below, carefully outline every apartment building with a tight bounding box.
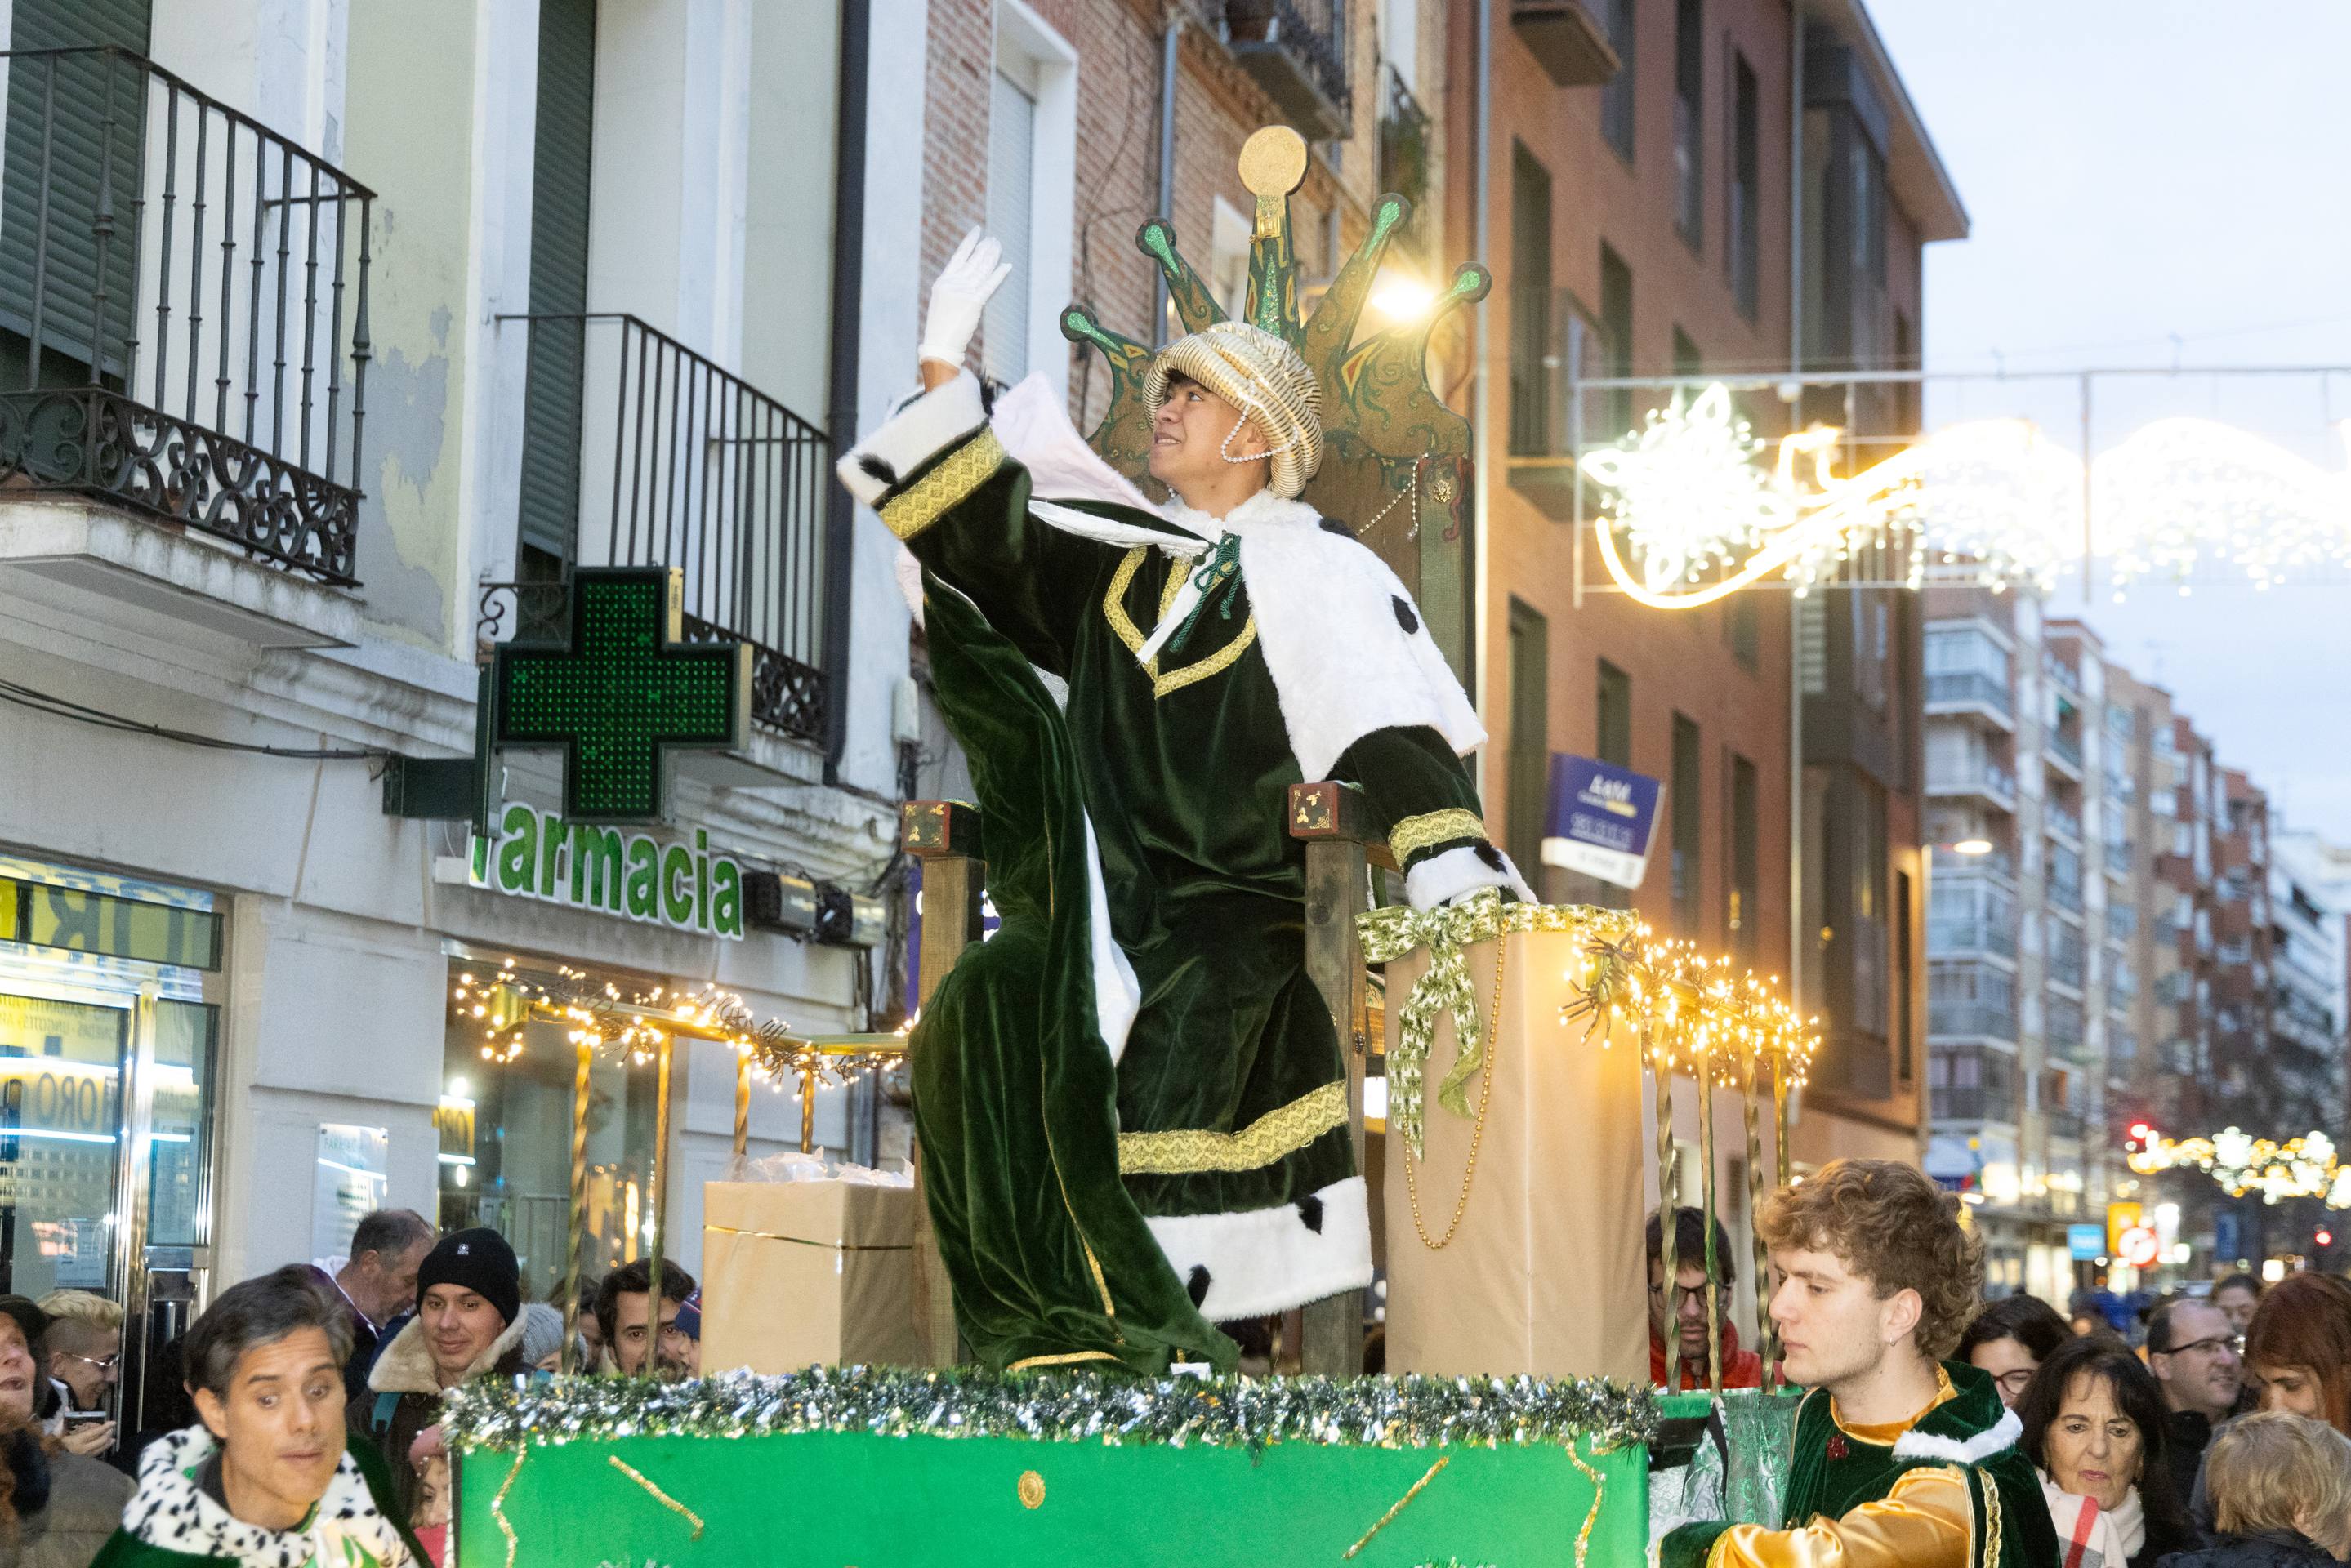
[1475,0,1961,1200]
[0,0,928,1427]
[1918,594,2117,1294]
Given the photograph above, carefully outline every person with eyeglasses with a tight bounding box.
[36,1289,123,1460]
[2147,1295,2244,1504]
[1646,1206,1762,1392]
[1956,1293,2074,1410]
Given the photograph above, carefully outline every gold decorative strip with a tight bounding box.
[1101,543,1258,700]
[1117,1081,1347,1174]
[607,1454,706,1541]
[879,429,1006,540]
[1342,1454,1449,1560]
[703,1225,912,1253]
[491,1450,525,1568]
[1006,1349,1122,1372]
[1389,808,1490,864]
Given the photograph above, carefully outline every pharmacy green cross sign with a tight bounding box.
[491,567,752,823]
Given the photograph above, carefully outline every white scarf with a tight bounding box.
[2036,1468,2142,1568]
[992,374,1487,781]
[123,1426,412,1568]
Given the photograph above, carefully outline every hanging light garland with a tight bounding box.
[1581,384,2351,606]
[2126,1124,2351,1209]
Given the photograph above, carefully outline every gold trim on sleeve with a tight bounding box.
[1390,808,1492,864]
[878,429,1006,540]
[1117,1081,1349,1174]
[1103,544,1259,699]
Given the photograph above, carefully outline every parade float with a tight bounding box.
[439,128,1815,1568]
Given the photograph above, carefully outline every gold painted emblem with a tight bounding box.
[1017,1469,1046,1509]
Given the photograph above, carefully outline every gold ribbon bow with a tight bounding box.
[1358,892,1637,1157]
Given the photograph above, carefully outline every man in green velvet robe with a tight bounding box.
[841,232,1529,1374]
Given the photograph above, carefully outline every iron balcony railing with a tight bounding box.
[0,47,372,582]
[1377,65,1430,223]
[487,314,829,744]
[1220,0,1352,132]
[1929,918,2018,960]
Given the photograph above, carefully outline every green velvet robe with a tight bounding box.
[1661,1361,2059,1568]
[868,399,1503,1374]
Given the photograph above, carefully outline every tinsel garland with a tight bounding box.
[1358,891,1639,1156]
[439,1365,1657,1458]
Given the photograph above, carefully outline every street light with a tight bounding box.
[1951,839,1995,857]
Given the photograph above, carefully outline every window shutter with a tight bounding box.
[0,0,155,386]
[518,0,598,566]
[982,69,1034,385]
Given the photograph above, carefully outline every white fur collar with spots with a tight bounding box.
[123,1425,410,1568]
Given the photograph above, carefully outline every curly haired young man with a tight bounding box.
[1662,1160,2061,1568]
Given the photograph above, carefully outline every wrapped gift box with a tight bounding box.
[1381,927,1648,1381]
[702,1178,921,1372]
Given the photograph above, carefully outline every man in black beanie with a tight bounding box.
[348,1227,526,1530]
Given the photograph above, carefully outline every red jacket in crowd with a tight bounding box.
[1650,1320,1764,1391]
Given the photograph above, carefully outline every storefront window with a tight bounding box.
[440,961,658,1303]
[0,993,124,1296]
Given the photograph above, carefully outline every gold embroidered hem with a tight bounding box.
[881,429,1006,540]
[1117,1081,1348,1174]
[1390,808,1490,863]
[1103,545,1260,699]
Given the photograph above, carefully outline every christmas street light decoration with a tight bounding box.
[2126,1123,2351,1209]
[1581,383,2351,606]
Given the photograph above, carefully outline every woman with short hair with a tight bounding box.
[93,1266,422,1568]
[2018,1336,2197,1568]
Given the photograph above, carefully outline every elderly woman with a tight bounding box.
[2018,1336,2197,1568]
[1956,1293,2074,1410]
[94,1266,421,1567]
[2157,1411,2351,1568]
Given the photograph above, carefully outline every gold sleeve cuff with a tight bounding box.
[879,429,1007,541]
[1117,1082,1348,1174]
[1389,808,1491,864]
[1706,1465,1974,1568]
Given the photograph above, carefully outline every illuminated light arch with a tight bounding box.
[1582,383,2351,608]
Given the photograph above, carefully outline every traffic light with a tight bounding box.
[2319,1228,2335,1250]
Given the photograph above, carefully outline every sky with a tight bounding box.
[1869,0,2351,840]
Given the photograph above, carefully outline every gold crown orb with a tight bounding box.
[1060,127,1491,677]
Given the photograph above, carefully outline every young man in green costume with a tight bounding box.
[1661,1160,2059,1568]
[840,231,1529,1374]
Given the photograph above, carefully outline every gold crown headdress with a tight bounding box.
[1060,127,1490,679]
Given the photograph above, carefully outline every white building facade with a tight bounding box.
[0,0,930,1425]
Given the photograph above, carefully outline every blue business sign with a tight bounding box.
[1541,754,1664,890]
[2067,1223,2105,1261]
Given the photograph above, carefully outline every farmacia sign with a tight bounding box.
[466,803,744,940]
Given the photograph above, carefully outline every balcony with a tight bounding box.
[2048,875,2085,915]
[486,314,831,748]
[1510,0,1621,87]
[0,47,372,648]
[1929,918,2019,962]
[1925,670,2015,730]
[2045,802,2084,846]
[1926,761,2018,814]
[1220,1,1350,142]
[1929,997,2019,1043]
[1930,1086,2018,1125]
[2045,731,2085,782]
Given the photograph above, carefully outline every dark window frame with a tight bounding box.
[1673,0,1704,249]
[1507,598,1552,876]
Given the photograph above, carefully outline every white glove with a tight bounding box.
[920,228,1013,369]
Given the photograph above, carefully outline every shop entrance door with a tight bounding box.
[0,859,221,1451]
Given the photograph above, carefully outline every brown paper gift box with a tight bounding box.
[701,1179,922,1373]
[1381,929,1648,1382]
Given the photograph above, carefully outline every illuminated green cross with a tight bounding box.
[492,567,751,823]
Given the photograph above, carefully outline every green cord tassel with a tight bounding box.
[1164,533,1243,655]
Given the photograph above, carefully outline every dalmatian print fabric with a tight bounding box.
[123,1426,411,1568]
